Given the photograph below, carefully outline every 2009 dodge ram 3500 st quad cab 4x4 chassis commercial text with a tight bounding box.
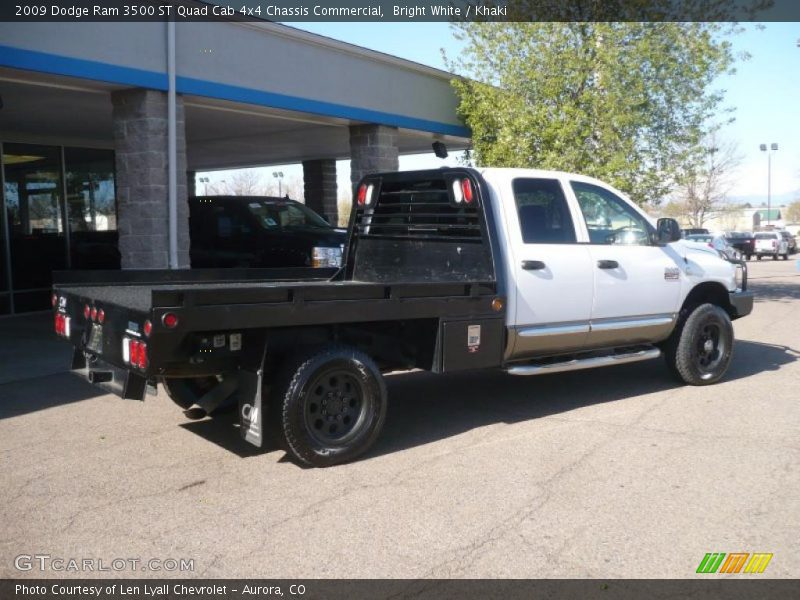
[52,168,753,467]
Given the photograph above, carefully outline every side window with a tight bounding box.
[571,181,652,245]
[512,178,576,244]
[212,205,251,239]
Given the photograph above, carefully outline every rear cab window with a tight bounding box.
[754,233,777,240]
[511,178,576,244]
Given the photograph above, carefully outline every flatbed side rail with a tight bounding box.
[150,281,501,332]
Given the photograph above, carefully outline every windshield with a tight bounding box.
[246,201,330,230]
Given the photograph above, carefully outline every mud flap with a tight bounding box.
[238,331,268,448]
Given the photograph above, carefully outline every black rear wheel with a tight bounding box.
[274,346,387,467]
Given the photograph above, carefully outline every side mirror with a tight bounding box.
[654,218,682,245]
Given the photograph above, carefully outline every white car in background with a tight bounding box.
[754,231,789,261]
[685,233,740,261]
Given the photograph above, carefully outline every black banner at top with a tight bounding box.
[2,0,800,22]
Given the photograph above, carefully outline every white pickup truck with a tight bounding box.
[53,168,753,466]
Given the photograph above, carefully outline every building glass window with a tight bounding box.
[2,143,66,312]
[0,161,9,315]
[64,147,120,270]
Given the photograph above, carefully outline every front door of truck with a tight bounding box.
[567,180,682,348]
[503,177,594,359]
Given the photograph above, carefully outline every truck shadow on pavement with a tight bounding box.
[177,339,798,462]
[370,339,799,459]
[0,371,107,420]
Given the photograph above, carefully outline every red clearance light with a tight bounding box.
[84,304,91,319]
[357,183,368,206]
[51,293,58,308]
[90,307,98,321]
[162,313,179,329]
[461,178,474,204]
[97,309,105,324]
[143,320,153,337]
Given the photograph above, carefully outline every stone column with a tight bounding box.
[302,159,338,225]
[349,124,399,192]
[111,88,190,269]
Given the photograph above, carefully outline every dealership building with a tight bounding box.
[0,19,469,314]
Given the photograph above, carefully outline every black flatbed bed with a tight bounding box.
[54,267,498,333]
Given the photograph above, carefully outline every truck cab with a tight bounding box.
[478,169,747,362]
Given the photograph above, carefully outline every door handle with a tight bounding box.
[521,260,546,270]
[597,260,619,269]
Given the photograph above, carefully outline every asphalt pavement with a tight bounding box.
[1,259,798,578]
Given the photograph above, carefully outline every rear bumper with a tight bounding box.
[71,348,148,400]
[729,290,754,319]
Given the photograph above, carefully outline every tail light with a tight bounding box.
[122,338,148,370]
[54,313,71,337]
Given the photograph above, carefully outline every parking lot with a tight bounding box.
[1,259,798,579]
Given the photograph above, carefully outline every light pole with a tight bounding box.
[198,176,209,195]
[759,143,778,226]
[273,171,284,197]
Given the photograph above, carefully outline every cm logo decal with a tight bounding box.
[696,552,773,574]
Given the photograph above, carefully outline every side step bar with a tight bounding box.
[506,347,661,376]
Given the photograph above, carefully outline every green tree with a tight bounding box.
[448,21,743,205]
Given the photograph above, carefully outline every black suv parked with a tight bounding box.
[189,196,346,269]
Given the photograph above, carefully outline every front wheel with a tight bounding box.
[783,252,789,260]
[273,346,387,467]
[663,303,734,386]
[756,255,762,261]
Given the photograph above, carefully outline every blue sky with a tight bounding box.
[201,22,800,205]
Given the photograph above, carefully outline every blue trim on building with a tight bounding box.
[0,44,470,137]
[0,45,168,90]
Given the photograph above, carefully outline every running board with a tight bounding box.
[506,347,661,376]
